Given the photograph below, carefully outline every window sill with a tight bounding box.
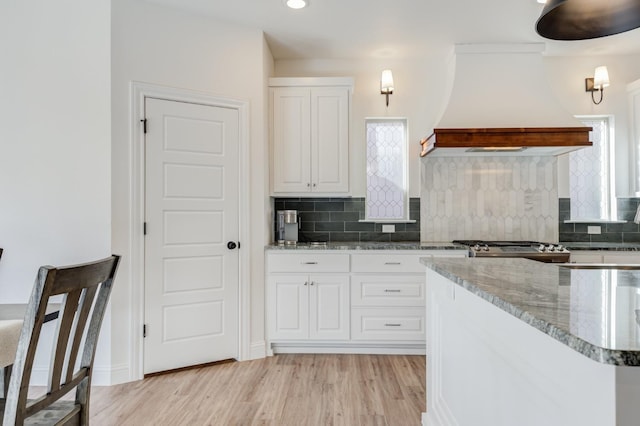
[564,219,628,224]
[359,219,417,224]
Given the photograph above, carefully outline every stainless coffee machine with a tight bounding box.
[276,210,299,245]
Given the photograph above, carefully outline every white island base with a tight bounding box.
[424,269,640,426]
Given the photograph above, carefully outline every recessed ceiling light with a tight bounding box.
[285,0,308,9]
[537,0,546,3]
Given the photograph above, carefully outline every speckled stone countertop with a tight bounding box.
[563,242,640,251]
[266,241,466,251]
[421,257,640,366]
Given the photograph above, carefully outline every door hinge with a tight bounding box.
[143,222,147,235]
[143,324,147,338]
[140,118,147,134]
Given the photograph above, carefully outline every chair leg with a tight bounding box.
[76,377,91,425]
[1,364,11,398]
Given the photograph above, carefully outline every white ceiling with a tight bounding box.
[147,0,640,59]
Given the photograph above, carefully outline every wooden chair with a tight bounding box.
[1,255,120,425]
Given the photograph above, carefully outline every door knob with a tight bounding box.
[227,241,238,250]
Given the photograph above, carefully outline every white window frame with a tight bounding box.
[568,115,617,221]
[363,117,411,222]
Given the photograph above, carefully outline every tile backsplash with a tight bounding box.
[273,197,421,242]
[420,156,559,242]
[559,197,640,243]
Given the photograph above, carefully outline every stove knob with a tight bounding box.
[538,244,545,252]
[482,244,490,251]
[546,244,555,252]
[473,244,480,251]
[557,244,565,252]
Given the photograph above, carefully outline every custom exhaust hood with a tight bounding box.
[420,44,592,157]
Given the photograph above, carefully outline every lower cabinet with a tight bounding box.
[266,249,466,355]
[350,274,426,341]
[571,251,640,264]
[267,273,349,341]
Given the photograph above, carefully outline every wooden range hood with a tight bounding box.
[419,127,592,157]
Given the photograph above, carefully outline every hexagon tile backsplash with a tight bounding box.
[420,156,558,242]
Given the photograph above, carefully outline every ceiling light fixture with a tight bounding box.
[285,0,308,9]
[585,66,610,105]
[536,0,640,40]
[380,69,394,107]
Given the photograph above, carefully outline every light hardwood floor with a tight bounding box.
[86,354,426,425]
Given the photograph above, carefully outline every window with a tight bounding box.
[569,116,616,220]
[364,118,409,221]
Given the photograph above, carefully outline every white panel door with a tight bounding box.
[311,88,349,193]
[268,274,309,340]
[272,88,311,193]
[309,274,349,340]
[144,98,239,374]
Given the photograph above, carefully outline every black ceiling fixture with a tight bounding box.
[536,0,640,40]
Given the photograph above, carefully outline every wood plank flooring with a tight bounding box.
[87,354,425,425]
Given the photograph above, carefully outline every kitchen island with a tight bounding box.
[421,257,640,426]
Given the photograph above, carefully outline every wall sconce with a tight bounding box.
[380,69,394,107]
[585,66,610,105]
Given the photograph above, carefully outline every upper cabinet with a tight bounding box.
[269,77,353,195]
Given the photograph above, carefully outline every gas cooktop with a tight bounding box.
[452,240,570,263]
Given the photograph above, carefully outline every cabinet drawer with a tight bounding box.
[351,275,424,307]
[268,253,350,273]
[351,307,425,341]
[351,254,424,273]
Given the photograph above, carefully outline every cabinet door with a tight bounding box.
[309,274,350,340]
[272,88,311,193]
[602,252,640,264]
[310,88,349,193]
[570,252,604,263]
[268,274,309,340]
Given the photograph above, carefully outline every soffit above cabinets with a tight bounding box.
[420,127,593,157]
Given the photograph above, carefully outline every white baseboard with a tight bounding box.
[29,363,130,387]
[248,340,266,360]
[105,363,132,385]
[422,412,428,426]
[29,366,51,386]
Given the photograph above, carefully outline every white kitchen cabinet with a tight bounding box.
[266,248,467,355]
[350,252,465,345]
[270,77,352,195]
[267,252,350,344]
[570,250,640,264]
[268,273,350,341]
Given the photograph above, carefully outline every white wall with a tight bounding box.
[111,0,272,383]
[0,1,112,382]
[275,56,452,198]
[544,54,640,197]
[276,52,640,199]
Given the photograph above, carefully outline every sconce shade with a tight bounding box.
[285,0,308,9]
[380,70,394,93]
[593,66,610,89]
[536,0,640,40]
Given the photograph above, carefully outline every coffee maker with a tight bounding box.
[276,210,299,245]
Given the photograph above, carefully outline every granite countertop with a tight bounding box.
[266,241,466,251]
[421,257,640,366]
[562,242,640,251]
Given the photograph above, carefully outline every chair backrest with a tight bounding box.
[3,255,120,425]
